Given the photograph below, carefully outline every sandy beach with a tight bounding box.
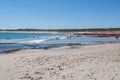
[0,42,120,80]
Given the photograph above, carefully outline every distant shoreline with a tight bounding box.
[0,31,61,34]
[0,28,120,32]
[0,29,120,37]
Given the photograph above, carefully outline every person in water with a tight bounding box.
[67,35,73,39]
[115,35,119,39]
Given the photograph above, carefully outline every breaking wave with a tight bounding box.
[0,36,67,44]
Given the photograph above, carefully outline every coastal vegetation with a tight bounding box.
[0,28,120,32]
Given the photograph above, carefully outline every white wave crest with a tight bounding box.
[0,36,67,44]
[19,39,46,44]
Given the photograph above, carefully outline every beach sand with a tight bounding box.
[0,43,120,80]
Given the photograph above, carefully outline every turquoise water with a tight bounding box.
[0,32,120,52]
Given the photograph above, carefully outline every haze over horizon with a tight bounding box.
[0,0,120,29]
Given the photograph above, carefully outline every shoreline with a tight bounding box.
[0,31,120,54]
[0,42,120,54]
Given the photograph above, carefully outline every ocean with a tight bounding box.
[0,32,120,52]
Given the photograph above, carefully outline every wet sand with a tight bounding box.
[0,42,120,80]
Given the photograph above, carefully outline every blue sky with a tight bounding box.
[0,0,120,29]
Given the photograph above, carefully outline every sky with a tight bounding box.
[0,0,120,29]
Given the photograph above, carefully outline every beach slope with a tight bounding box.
[0,43,120,80]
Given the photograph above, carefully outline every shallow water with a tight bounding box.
[0,32,120,52]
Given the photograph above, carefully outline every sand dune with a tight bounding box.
[0,43,120,80]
